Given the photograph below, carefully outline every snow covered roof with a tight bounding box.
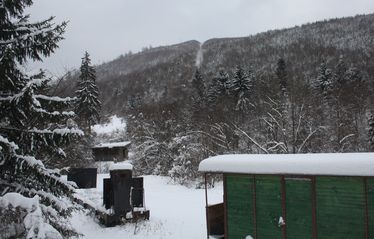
[109,162,133,171]
[198,153,374,176]
[92,141,131,149]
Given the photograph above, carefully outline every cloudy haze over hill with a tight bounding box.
[28,0,374,75]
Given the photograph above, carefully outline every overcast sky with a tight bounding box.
[27,0,374,76]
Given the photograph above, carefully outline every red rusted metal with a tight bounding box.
[224,175,228,239]
[204,173,209,239]
[311,176,317,239]
[280,176,287,239]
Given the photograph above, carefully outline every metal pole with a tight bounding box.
[204,173,209,239]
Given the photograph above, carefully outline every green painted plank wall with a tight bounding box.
[256,175,283,239]
[226,175,254,239]
[316,177,365,239]
[285,178,313,239]
[368,178,374,238]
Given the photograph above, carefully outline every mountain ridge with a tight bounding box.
[58,13,374,116]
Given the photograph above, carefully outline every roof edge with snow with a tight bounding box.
[92,141,131,149]
[198,153,374,177]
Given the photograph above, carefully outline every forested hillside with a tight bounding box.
[58,13,374,183]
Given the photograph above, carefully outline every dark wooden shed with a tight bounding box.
[199,153,374,239]
[92,141,131,162]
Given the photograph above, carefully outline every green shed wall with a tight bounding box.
[316,177,365,239]
[226,175,254,239]
[224,174,372,239]
[285,178,313,239]
[255,175,283,239]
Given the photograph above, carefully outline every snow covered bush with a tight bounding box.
[168,134,208,185]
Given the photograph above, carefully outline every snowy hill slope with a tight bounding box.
[57,13,374,116]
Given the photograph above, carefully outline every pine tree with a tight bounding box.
[207,70,230,106]
[0,1,82,237]
[230,66,254,111]
[75,51,101,133]
[315,61,333,99]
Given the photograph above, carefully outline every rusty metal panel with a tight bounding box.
[110,169,132,216]
[67,168,97,188]
[131,188,144,207]
[132,177,144,189]
[103,178,113,209]
[207,203,224,236]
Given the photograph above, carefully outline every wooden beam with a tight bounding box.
[364,177,369,239]
[311,176,317,239]
[253,175,257,239]
[280,176,287,239]
[204,173,209,239]
[224,175,228,239]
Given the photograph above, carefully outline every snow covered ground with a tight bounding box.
[70,174,223,239]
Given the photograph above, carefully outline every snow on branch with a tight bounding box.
[33,107,75,117]
[0,135,19,151]
[30,128,84,136]
[0,193,63,239]
[34,94,76,103]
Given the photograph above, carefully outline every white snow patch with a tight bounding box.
[195,43,203,68]
[0,193,63,239]
[109,161,133,171]
[199,153,374,176]
[92,115,126,135]
[70,174,223,239]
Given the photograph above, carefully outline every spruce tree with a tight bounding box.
[315,61,333,99]
[75,51,101,133]
[0,1,81,237]
[230,66,253,111]
[207,70,230,106]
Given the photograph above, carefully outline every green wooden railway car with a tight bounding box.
[198,153,374,239]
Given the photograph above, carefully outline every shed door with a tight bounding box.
[226,175,254,239]
[256,175,283,239]
[285,178,313,239]
[316,177,365,239]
